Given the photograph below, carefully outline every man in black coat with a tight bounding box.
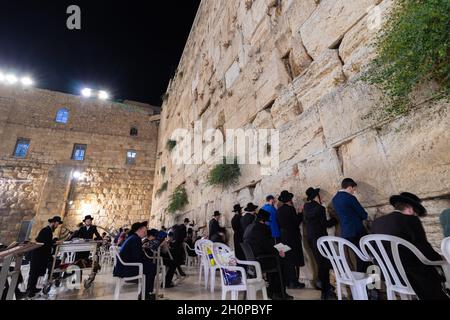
[277,190,305,289]
[172,218,190,277]
[303,187,338,299]
[26,216,63,298]
[240,203,258,234]
[243,209,293,300]
[371,192,449,300]
[69,215,102,262]
[209,211,223,243]
[231,204,245,260]
[113,222,156,300]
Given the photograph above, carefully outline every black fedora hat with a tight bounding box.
[390,192,427,217]
[244,202,258,212]
[278,190,294,203]
[306,187,321,201]
[83,215,94,222]
[256,208,271,222]
[232,204,243,213]
[48,216,63,224]
[213,210,222,217]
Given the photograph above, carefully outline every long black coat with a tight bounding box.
[231,213,245,260]
[277,204,304,266]
[208,218,221,242]
[303,201,338,242]
[240,213,255,234]
[75,225,102,240]
[30,226,54,276]
[371,212,448,300]
[243,222,279,269]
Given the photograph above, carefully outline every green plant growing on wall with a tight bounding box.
[168,185,189,214]
[156,181,168,197]
[166,139,177,151]
[207,157,241,188]
[365,0,449,116]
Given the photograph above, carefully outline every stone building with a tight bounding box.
[0,85,159,244]
[150,0,450,283]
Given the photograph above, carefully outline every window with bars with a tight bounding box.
[13,138,31,158]
[71,144,87,161]
[55,108,70,124]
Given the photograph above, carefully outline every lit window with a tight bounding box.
[55,108,70,124]
[13,138,30,158]
[72,144,87,161]
[126,150,137,165]
[130,127,138,136]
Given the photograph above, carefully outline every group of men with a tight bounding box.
[208,178,449,300]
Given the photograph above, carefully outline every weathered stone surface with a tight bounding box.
[271,85,302,129]
[300,0,382,59]
[252,109,274,129]
[292,49,346,112]
[340,0,395,79]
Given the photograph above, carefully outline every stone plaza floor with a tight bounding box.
[32,265,321,300]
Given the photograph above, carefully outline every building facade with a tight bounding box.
[0,85,159,243]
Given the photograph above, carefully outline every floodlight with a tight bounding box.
[81,88,92,97]
[98,90,109,100]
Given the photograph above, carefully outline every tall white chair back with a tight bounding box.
[360,234,450,300]
[318,236,371,300]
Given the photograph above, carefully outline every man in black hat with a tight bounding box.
[303,187,338,299]
[243,209,293,300]
[241,203,258,234]
[277,190,305,289]
[171,218,190,277]
[26,216,63,298]
[69,215,102,263]
[371,192,449,300]
[209,211,223,243]
[113,221,156,300]
[231,204,245,260]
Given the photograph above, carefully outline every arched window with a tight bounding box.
[55,108,70,124]
[130,127,138,136]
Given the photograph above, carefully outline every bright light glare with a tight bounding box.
[0,72,4,82]
[5,74,18,85]
[21,76,33,86]
[72,171,82,179]
[81,88,92,97]
[98,90,109,100]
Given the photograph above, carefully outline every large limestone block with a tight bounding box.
[284,0,318,35]
[300,0,382,59]
[378,101,450,198]
[271,85,302,129]
[339,130,396,206]
[317,81,386,147]
[252,109,274,129]
[290,32,313,77]
[279,106,325,164]
[340,0,395,79]
[292,49,345,112]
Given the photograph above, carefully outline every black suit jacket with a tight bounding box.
[304,200,338,241]
[240,213,255,234]
[31,226,55,274]
[74,225,102,240]
[243,222,278,258]
[209,218,220,239]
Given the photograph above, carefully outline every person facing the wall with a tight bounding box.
[262,195,281,243]
[303,187,338,300]
[440,208,450,237]
[231,204,245,260]
[209,211,223,243]
[371,192,449,300]
[241,203,258,235]
[332,178,369,272]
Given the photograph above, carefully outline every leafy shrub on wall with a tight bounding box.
[365,0,449,115]
[168,185,188,214]
[207,157,241,188]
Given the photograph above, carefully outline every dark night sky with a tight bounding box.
[0,1,201,106]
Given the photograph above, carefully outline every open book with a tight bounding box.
[274,243,291,253]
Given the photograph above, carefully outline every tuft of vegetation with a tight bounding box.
[166,139,177,152]
[365,0,449,116]
[168,185,189,214]
[207,157,241,188]
[161,166,166,176]
[156,181,168,197]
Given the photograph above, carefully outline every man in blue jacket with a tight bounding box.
[261,195,281,243]
[113,221,156,300]
[332,178,369,272]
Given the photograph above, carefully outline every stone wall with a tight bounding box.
[151,0,450,283]
[0,86,158,244]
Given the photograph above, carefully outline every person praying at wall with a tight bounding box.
[261,195,281,243]
[371,192,449,300]
[231,204,245,260]
[209,211,224,243]
[241,203,258,235]
[303,187,338,300]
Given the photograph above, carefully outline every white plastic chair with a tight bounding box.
[112,247,145,300]
[200,239,221,293]
[441,237,450,290]
[212,243,268,300]
[195,239,210,287]
[183,242,197,268]
[318,236,372,300]
[360,234,450,300]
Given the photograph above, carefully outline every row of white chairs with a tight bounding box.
[318,235,450,300]
[195,239,268,300]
